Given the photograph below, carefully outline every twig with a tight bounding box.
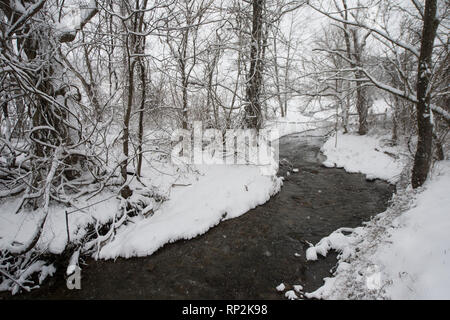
[0,268,30,292]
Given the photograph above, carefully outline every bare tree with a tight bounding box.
[411,0,441,188]
[164,0,212,130]
[308,0,449,188]
[0,0,101,254]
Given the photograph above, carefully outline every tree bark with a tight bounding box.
[356,79,369,135]
[137,47,146,178]
[245,0,264,129]
[120,2,136,198]
[411,0,439,188]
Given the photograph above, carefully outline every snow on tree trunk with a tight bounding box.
[411,0,440,189]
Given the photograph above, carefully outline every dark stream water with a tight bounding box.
[3,133,394,299]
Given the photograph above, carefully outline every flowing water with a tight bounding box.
[4,132,395,299]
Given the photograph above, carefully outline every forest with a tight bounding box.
[0,0,449,300]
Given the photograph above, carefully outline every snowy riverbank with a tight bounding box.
[305,133,450,300]
[321,132,408,184]
[99,164,282,259]
[2,104,326,293]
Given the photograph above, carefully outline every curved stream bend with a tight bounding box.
[5,133,395,299]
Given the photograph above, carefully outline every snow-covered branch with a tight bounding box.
[4,0,46,37]
[431,105,450,123]
[307,1,421,57]
[356,67,418,104]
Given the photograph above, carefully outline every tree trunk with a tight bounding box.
[392,96,400,143]
[356,80,369,135]
[136,1,148,178]
[352,29,369,135]
[120,2,136,198]
[411,0,439,188]
[273,32,284,117]
[245,0,264,129]
[137,55,146,178]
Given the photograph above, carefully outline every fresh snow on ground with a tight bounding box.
[0,138,282,262]
[375,161,450,299]
[95,109,325,259]
[0,104,321,262]
[99,164,282,259]
[0,190,120,254]
[305,132,450,300]
[321,132,407,183]
[0,130,283,291]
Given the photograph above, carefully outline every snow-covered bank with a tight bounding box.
[321,132,408,184]
[375,162,450,299]
[99,109,330,259]
[99,165,282,259]
[97,109,328,259]
[0,133,282,260]
[0,191,120,255]
[0,128,283,291]
[305,133,450,299]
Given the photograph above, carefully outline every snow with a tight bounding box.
[306,227,358,262]
[38,264,56,284]
[95,107,327,260]
[99,164,282,259]
[54,5,82,33]
[0,125,283,292]
[305,246,318,261]
[66,249,80,275]
[371,99,392,115]
[0,190,120,255]
[321,132,406,183]
[375,161,450,299]
[276,283,286,292]
[305,161,450,300]
[278,283,304,300]
[285,290,299,300]
[0,259,55,295]
[293,285,303,293]
[266,103,333,139]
